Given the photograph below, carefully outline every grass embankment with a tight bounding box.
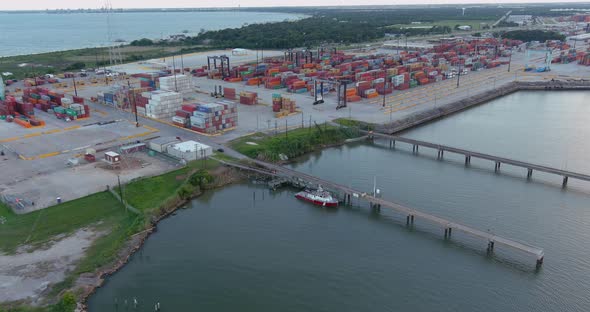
[230,124,360,162]
[0,157,221,312]
[1,45,208,80]
[333,118,377,131]
[0,192,138,312]
[119,158,219,213]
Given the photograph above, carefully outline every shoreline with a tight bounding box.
[379,79,590,135]
[76,165,243,311]
[0,11,307,59]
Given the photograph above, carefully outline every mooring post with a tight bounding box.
[562,176,569,188]
[410,215,415,224]
[448,227,452,237]
[487,241,495,254]
[527,168,533,179]
[444,228,448,239]
[406,215,410,225]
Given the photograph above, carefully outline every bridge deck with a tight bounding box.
[372,133,590,182]
[240,159,545,261]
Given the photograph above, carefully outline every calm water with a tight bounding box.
[0,12,303,56]
[88,91,590,312]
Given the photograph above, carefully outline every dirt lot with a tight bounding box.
[1,152,180,213]
[0,228,102,304]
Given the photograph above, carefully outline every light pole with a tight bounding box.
[456,63,462,88]
[72,75,78,97]
[382,83,386,107]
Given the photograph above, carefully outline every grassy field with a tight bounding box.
[0,158,223,311]
[0,192,129,254]
[119,158,219,212]
[0,44,208,80]
[0,192,140,312]
[230,124,360,162]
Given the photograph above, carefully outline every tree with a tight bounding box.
[52,292,76,312]
[130,38,154,46]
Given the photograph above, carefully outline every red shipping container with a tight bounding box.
[181,104,197,112]
[175,110,191,118]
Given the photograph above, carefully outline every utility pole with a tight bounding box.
[117,175,123,203]
[72,75,78,97]
[508,52,512,72]
[382,83,386,107]
[172,55,178,92]
[128,81,139,126]
[405,34,408,51]
[285,119,288,140]
[181,53,185,75]
[301,113,304,128]
[95,48,99,69]
[456,63,462,88]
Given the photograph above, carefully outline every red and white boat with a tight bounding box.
[295,186,339,207]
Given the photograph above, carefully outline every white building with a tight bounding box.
[149,137,181,153]
[232,48,248,56]
[507,15,533,26]
[166,141,213,161]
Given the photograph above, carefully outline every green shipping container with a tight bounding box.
[54,107,66,114]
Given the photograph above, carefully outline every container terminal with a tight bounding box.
[0,30,589,212]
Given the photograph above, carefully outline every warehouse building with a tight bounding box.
[166,140,213,161]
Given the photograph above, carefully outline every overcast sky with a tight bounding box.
[0,0,587,10]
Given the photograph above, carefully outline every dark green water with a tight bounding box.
[88,91,590,312]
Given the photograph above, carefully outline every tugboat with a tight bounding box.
[295,185,339,207]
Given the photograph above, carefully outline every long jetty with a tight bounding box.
[222,158,545,267]
[370,132,590,187]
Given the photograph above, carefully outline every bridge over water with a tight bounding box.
[219,158,546,268]
[369,132,590,188]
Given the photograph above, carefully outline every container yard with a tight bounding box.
[197,38,522,102]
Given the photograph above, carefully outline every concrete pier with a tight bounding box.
[369,132,590,187]
[219,159,546,267]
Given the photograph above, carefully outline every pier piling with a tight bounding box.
[487,241,495,254]
[527,168,533,179]
[562,176,569,188]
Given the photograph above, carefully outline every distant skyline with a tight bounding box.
[1,0,590,11]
